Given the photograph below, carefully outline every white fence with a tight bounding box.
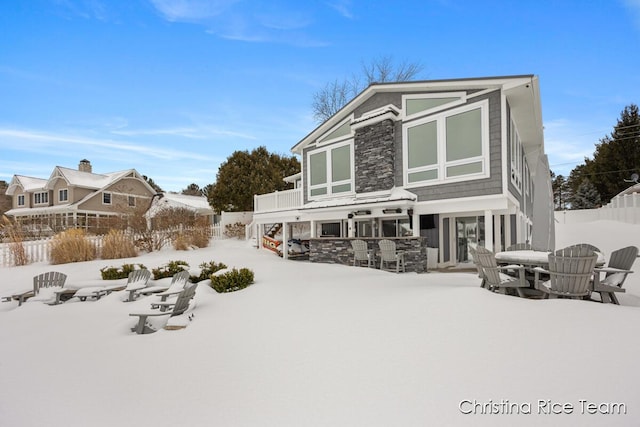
[0,225,223,268]
[555,192,640,224]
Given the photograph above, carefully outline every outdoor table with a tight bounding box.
[495,250,606,269]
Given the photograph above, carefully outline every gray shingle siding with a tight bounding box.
[407,90,503,202]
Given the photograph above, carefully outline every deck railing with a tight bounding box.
[254,188,302,213]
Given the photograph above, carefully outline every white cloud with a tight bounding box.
[149,0,240,22]
[543,118,608,176]
[0,128,213,162]
[622,0,640,29]
[326,0,354,19]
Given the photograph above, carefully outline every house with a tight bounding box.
[146,192,216,227]
[4,159,159,233]
[251,75,554,271]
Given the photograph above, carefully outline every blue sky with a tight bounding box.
[1,0,639,192]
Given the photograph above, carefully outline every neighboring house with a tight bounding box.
[251,75,554,270]
[146,192,215,226]
[5,159,158,232]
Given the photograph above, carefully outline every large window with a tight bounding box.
[59,188,68,202]
[34,191,49,205]
[17,194,25,206]
[404,100,489,186]
[308,142,353,199]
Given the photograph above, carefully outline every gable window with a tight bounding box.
[34,191,49,205]
[103,192,112,205]
[59,188,68,203]
[403,100,489,186]
[308,141,353,199]
[404,92,466,120]
[128,196,136,207]
[316,116,353,146]
[17,194,25,206]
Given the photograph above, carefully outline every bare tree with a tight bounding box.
[312,55,424,122]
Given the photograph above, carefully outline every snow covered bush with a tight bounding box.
[224,222,246,239]
[152,260,189,280]
[210,267,254,293]
[100,263,146,280]
[190,260,227,283]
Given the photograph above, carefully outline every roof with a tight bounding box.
[292,74,542,158]
[147,193,214,217]
[47,167,141,190]
[6,175,48,195]
[301,187,417,211]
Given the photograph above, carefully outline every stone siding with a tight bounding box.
[309,237,429,273]
[354,119,395,193]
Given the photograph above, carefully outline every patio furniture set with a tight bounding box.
[351,239,406,273]
[2,269,196,334]
[472,243,638,304]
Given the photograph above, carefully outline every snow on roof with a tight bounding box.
[51,167,133,189]
[8,175,48,193]
[147,193,213,217]
[302,187,417,210]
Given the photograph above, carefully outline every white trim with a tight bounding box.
[58,188,69,203]
[306,139,355,201]
[402,91,467,121]
[17,194,25,207]
[102,191,112,205]
[315,114,354,147]
[33,191,49,205]
[403,99,490,188]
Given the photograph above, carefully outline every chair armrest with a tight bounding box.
[594,267,633,274]
[497,264,524,271]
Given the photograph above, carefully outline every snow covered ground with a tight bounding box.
[1,220,639,427]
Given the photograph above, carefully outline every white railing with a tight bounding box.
[254,188,302,213]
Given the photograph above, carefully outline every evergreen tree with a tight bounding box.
[551,173,571,210]
[142,175,163,193]
[182,183,203,196]
[208,146,300,212]
[0,180,11,216]
[569,104,640,203]
[571,178,602,209]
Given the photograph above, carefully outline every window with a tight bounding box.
[34,191,49,205]
[404,100,489,186]
[355,220,374,237]
[308,141,353,199]
[404,92,466,120]
[128,196,136,207]
[317,120,352,145]
[103,192,112,205]
[59,189,68,202]
[17,194,25,206]
[319,222,342,237]
[381,218,412,237]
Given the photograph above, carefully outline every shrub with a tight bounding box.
[210,268,254,293]
[50,229,97,264]
[187,226,210,248]
[173,233,190,250]
[190,260,227,282]
[1,216,28,266]
[101,229,137,259]
[100,263,146,280]
[224,222,246,239]
[152,260,190,280]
